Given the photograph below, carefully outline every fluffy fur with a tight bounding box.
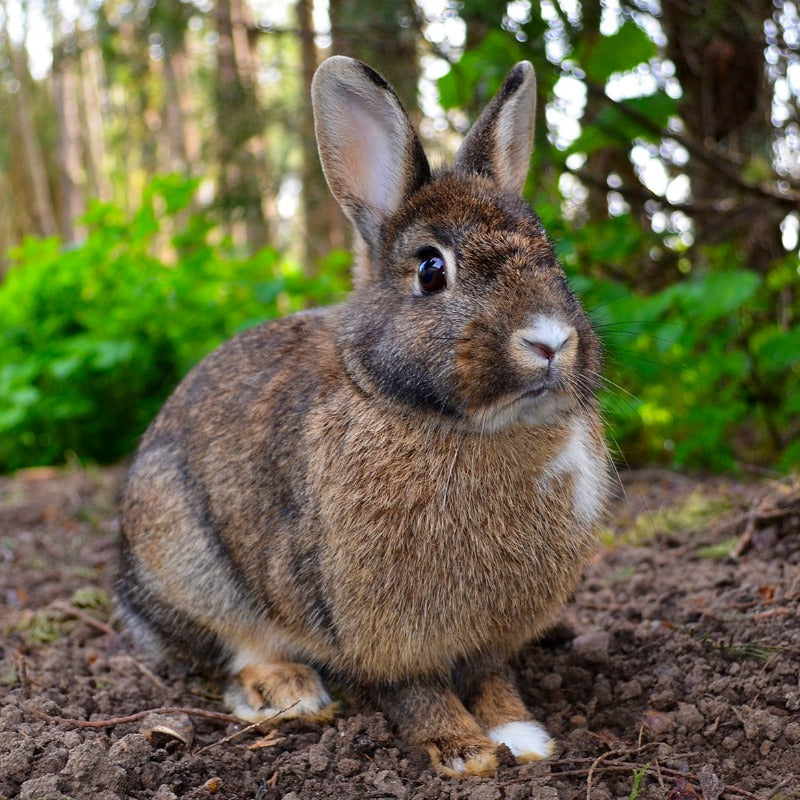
[117,56,610,776]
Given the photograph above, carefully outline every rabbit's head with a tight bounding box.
[312,58,601,432]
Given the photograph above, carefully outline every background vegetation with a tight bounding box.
[0,0,798,474]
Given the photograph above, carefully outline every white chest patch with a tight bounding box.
[541,416,605,526]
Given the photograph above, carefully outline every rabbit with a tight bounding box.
[116,55,610,777]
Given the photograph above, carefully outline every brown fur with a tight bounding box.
[117,57,610,775]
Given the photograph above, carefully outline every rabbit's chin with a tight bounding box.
[461,386,574,433]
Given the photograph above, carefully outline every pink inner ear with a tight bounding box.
[339,92,405,218]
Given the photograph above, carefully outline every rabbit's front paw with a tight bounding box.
[487,720,555,761]
[426,735,499,777]
[225,661,336,723]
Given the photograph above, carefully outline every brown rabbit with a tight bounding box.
[116,56,610,777]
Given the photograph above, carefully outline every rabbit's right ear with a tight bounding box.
[312,57,430,256]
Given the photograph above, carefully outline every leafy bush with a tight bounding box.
[561,226,800,472]
[0,175,349,472]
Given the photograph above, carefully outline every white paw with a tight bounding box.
[487,720,554,760]
[225,684,332,723]
[444,756,466,774]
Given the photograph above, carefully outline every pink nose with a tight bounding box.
[525,340,557,362]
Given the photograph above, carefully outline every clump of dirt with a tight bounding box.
[1,466,798,799]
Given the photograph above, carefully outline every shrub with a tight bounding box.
[0,175,349,471]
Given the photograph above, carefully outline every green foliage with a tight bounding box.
[0,176,350,472]
[567,92,677,154]
[628,763,650,800]
[563,225,800,471]
[579,22,656,83]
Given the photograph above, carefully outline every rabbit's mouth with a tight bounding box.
[520,385,549,401]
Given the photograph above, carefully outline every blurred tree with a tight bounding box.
[215,0,270,249]
[1,17,57,239]
[330,0,421,113]
[53,31,86,242]
[297,0,346,269]
[660,0,790,268]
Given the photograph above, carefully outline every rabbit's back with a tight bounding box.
[118,309,344,669]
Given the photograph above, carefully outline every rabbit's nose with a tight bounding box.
[525,340,557,362]
[519,316,573,365]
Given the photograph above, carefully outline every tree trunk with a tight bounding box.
[169,47,201,167]
[297,0,347,271]
[4,30,58,237]
[329,0,421,114]
[162,48,188,172]
[79,44,112,201]
[53,36,86,242]
[661,0,782,268]
[215,0,270,250]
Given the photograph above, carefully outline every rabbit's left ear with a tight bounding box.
[454,62,536,196]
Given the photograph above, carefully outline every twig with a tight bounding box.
[551,758,764,800]
[731,497,763,557]
[50,601,117,637]
[25,704,242,728]
[653,758,666,791]
[586,748,628,799]
[192,701,299,755]
[13,650,30,700]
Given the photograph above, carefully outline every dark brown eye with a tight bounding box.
[418,249,447,293]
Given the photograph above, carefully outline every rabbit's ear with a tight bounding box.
[312,56,430,251]
[454,62,536,196]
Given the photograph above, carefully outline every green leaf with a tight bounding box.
[437,30,524,110]
[568,92,677,154]
[583,22,656,83]
[751,326,800,374]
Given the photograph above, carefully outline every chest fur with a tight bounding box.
[306,400,608,678]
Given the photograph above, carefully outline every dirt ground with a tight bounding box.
[1,465,798,800]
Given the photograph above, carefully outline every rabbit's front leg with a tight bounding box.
[457,661,554,762]
[224,660,337,724]
[374,674,499,777]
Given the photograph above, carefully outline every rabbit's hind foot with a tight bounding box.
[487,720,554,761]
[465,665,555,761]
[225,661,336,724]
[427,735,499,778]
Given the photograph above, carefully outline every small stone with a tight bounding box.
[722,735,739,751]
[698,766,722,800]
[540,673,562,692]
[337,757,361,776]
[571,630,610,663]
[784,721,800,744]
[372,769,409,799]
[307,743,329,774]
[617,679,643,701]
[760,739,773,756]
[18,775,63,800]
[642,709,674,737]
[674,702,704,733]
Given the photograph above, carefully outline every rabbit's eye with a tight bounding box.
[417,249,447,293]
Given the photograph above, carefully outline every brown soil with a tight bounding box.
[1,465,798,800]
